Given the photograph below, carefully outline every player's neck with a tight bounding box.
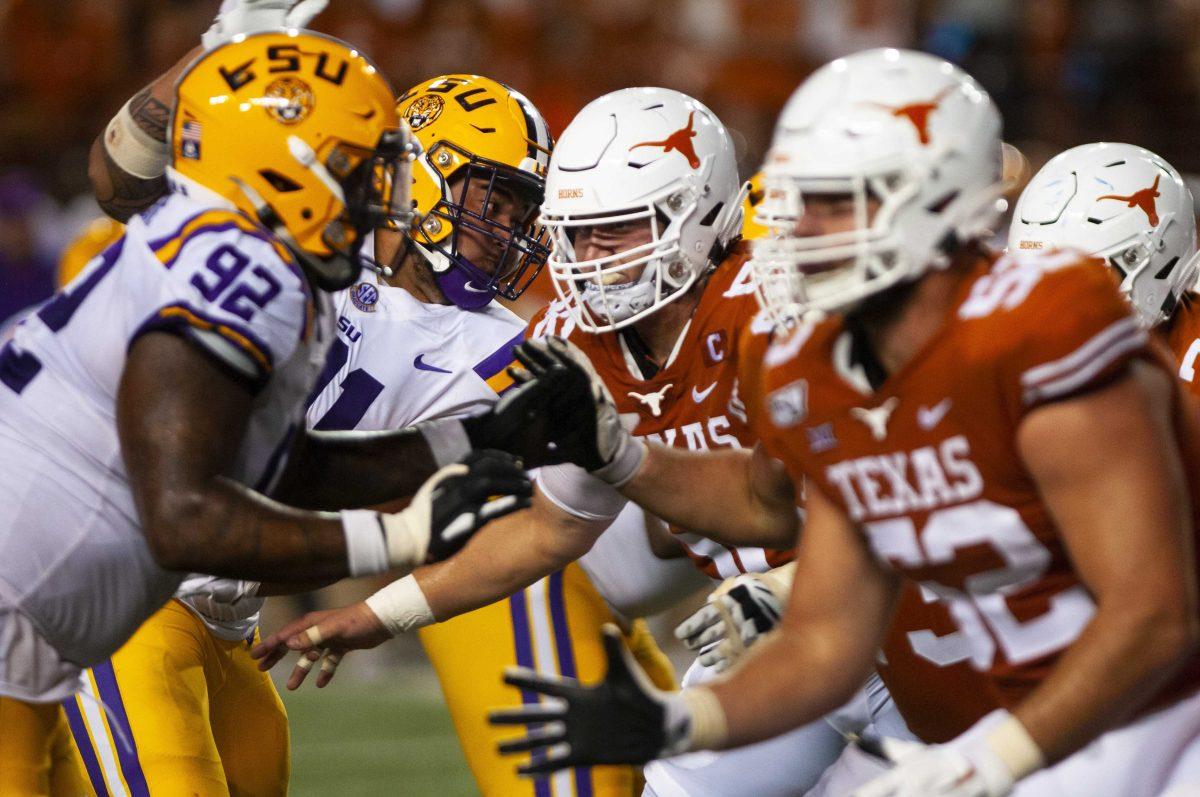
[857,250,977,375]
[627,279,706,367]
[390,251,450,304]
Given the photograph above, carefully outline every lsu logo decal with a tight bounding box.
[350,282,379,313]
[405,94,444,131]
[264,77,315,125]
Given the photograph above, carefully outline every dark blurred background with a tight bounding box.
[3,0,1200,325]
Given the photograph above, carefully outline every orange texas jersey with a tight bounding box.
[528,243,794,579]
[1166,293,1200,402]
[738,308,993,743]
[745,249,1200,724]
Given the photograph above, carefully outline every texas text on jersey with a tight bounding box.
[744,249,1200,735]
[530,243,794,580]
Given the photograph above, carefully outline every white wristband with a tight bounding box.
[680,687,729,751]
[104,99,169,180]
[417,418,472,468]
[364,575,435,636]
[378,509,427,572]
[595,437,648,488]
[340,510,390,577]
[984,711,1044,781]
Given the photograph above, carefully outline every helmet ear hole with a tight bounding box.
[259,169,302,193]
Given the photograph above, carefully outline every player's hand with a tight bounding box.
[851,735,1016,797]
[506,336,646,486]
[202,0,329,50]
[251,602,390,689]
[674,571,785,672]
[379,449,533,570]
[489,625,693,775]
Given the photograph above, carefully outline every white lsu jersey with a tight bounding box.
[0,192,332,698]
[306,277,526,431]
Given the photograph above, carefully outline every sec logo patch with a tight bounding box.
[350,282,379,312]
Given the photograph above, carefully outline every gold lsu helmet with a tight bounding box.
[391,74,552,308]
[170,31,416,291]
[58,217,125,288]
[740,171,768,241]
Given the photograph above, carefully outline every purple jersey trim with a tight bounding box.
[473,330,525,383]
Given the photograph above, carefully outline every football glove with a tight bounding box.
[489,625,696,774]
[508,336,646,486]
[675,566,791,672]
[852,710,1043,797]
[415,449,532,563]
[202,0,329,50]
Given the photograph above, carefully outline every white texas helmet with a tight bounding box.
[1009,142,1198,328]
[541,87,743,332]
[752,48,1006,322]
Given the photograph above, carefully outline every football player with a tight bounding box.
[489,49,1200,797]
[255,88,878,796]
[1009,142,1200,399]
[0,30,536,797]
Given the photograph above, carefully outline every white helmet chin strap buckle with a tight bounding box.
[409,237,453,274]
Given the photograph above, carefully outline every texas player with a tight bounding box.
[1008,142,1200,403]
[490,50,1200,797]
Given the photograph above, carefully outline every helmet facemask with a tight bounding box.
[751,168,921,324]
[410,141,550,309]
[1093,215,1200,328]
[545,183,709,332]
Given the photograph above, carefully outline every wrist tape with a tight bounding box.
[364,575,435,636]
[103,99,169,180]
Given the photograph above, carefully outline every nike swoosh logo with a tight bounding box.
[462,283,493,294]
[414,354,452,374]
[917,398,952,430]
[692,382,718,403]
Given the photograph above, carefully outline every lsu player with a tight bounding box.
[1008,142,1200,400]
[491,49,1200,797]
[0,30,535,797]
[301,73,690,797]
[258,88,858,796]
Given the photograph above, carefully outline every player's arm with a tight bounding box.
[622,442,799,548]
[1011,361,1199,763]
[487,484,899,772]
[250,486,608,685]
[88,48,196,221]
[512,336,800,548]
[119,333,530,582]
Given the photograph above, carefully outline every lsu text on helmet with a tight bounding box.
[393,74,553,310]
[752,48,1005,323]
[541,87,743,333]
[169,30,416,292]
[1009,142,1199,328]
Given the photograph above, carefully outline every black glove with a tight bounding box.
[425,449,532,562]
[489,625,690,775]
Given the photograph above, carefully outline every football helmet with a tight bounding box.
[169,31,415,291]
[752,48,1005,322]
[393,75,552,310]
[1009,142,1198,328]
[58,217,124,288]
[541,87,743,332]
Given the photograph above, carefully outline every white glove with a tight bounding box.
[852,710,1044,797]
[674,565,793,672]
[202,0,330,50]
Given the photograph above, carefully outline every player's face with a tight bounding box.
[792,193,881,239]
[571,218,656,286]
[453,174,541,277]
